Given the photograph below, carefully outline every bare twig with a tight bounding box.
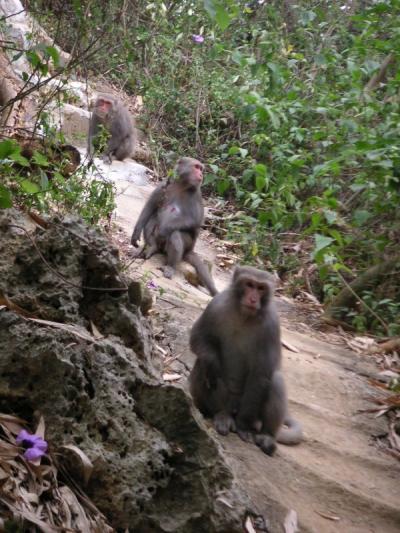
[365,53,395,92]
[333,268,389,334]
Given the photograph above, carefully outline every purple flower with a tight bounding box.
[192,34,204,44]
[16,429,48,462]
[147,280,158,290]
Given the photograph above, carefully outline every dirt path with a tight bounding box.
[108,166,400,533]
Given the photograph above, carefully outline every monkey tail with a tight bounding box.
[276,416,303,445]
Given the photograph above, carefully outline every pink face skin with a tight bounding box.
[193,162,203,184]
[241,281,268,316]
[96,98,112,118]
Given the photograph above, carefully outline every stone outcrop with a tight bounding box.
[0,210,250,531]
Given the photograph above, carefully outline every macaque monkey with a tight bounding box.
[88,93,136,164]
[131,157,217,296]
[189,266,302,455]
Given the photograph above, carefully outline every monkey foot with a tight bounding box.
[254,434,277,456]
[102,155,112,165]
[237,429,255,444]
[214,412,236,436]
[163,266,175,279]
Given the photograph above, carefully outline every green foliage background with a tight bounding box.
[3,0,400,334]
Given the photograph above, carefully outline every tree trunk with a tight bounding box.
[324,256,400,319]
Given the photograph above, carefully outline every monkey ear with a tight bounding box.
[233,265,243,281]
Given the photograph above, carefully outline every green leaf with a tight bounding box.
[45,45,60,66]
[231,50,242,65]
[217,179,230,195]
[258,211,269,224]
[251,241,258,256]
[0,185,13,208]
[20,180,40,194]
[254,163,267,175]
[313,234,334,256]
[40,170,49,190]
[378,159,393,169]
[353,210,372,226]
[0,139,18,159]
[328,229,343,246]
[255,175,266,191]
[203,172,217,186]
[32,150,50,167]
[12,51,24,62]
[203,0,217,18]
[26,50,41,68]
[323,209,337,225]
[228,146,240,155]
[215,5,230,30]
[10,152,30,166]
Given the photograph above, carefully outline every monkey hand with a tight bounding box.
[214,412,236,436]
[131,232,140,247]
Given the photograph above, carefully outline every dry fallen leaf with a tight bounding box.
[216,495,234,509]
[388,422,400,452]
[244,515,257,533]
[90,320,104,339]
[0,414,26,436]
[0,413,112,531]
[372,337,400,354]
[60,444,94,486]
[346,336,376,353]
[25,317,97,343]
[281,339,300,353]
[162,373,182,382]
[284,509,298,533]
[315,509,341,521]
[0,291,35,318]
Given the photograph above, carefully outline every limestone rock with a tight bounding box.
[0,210,250,531]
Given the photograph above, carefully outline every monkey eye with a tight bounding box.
[245,281,255,289]
[195,164,202,170]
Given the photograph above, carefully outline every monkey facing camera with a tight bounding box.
[87,93,137,164]
[130,157,217,296]
[189,265,303,456]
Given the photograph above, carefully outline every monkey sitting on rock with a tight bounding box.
[189,265,303,455]
[131,157,217,296]
[88,93,137,164]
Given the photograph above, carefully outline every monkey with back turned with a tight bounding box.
[88,93,136,164]
[131,157,217,296]
[189,265,303,455]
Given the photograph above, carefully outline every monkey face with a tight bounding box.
[192,161,204,184]
[95,98,112,118]
[177,158,204,186]
[233,267,274,318]
[239,278,270,316]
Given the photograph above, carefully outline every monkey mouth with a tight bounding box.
[242,304,259,315]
